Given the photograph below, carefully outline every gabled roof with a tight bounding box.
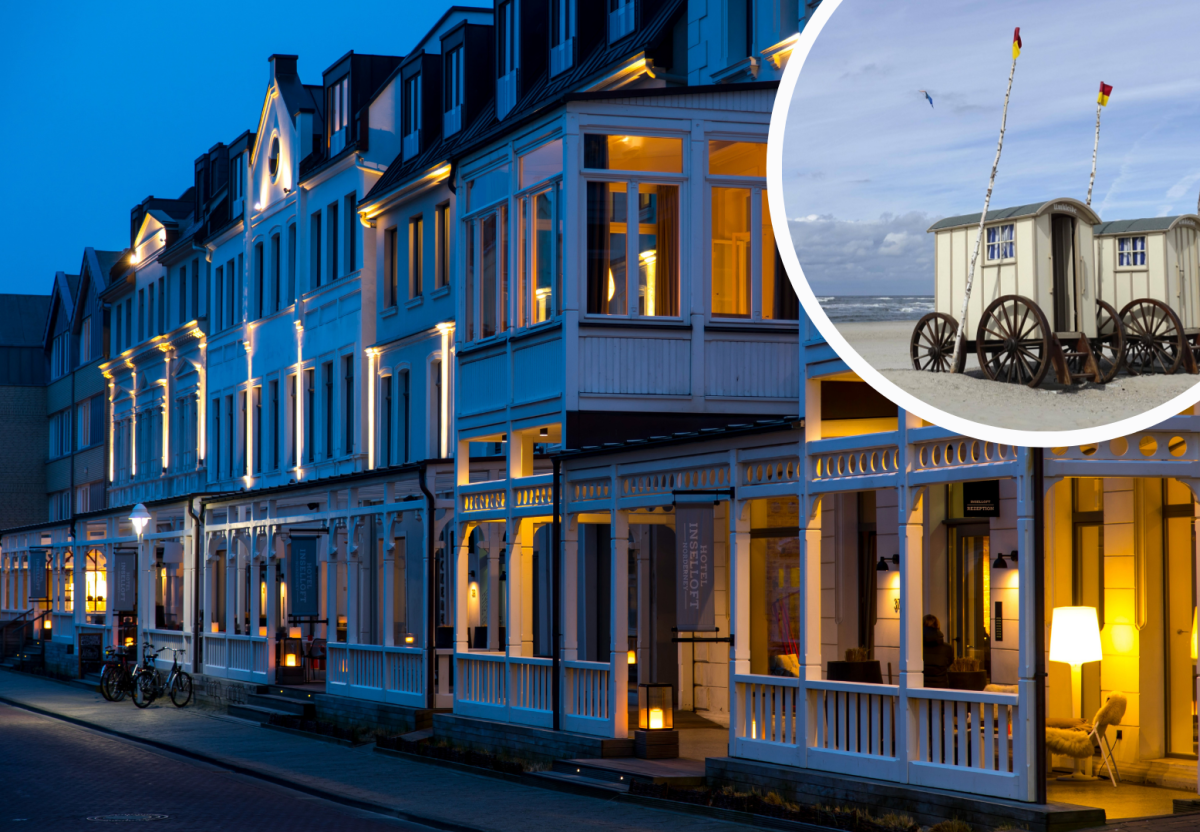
[928,197,1101,232]
[1093,215,1200,235]
[0,295,51,348]
[364,0,687,207]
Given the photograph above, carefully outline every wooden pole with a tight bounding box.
[951,52,1019,371]
[1087,102,1102,206]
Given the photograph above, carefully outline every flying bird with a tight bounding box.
[919,90,934,108]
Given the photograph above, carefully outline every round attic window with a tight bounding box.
[269,136,280,179]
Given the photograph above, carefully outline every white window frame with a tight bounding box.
[985,223,1016,262]
[515,177,564,329]
[1117,235,1147,269]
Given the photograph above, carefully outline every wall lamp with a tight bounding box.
[993,550,1019,569]
[876,554,899,572]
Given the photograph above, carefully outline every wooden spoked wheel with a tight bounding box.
[910,312,965,373]
[1088,300,1125,383]
[974,294,1052,387]
[1120,298,1185,375]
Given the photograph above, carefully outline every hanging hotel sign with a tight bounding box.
[27,551,48,601]
[675,503,716,632]
[963,480,1001,518]
[289,537,320,618]
[113,551,138,612]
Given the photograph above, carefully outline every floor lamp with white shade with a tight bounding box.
[1049,606,1104,780]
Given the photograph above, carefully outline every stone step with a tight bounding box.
[246,692,315,717]
[227,702,295,723]
[551,758,706,787]
[526,770,630,797]
[256,684,322,703]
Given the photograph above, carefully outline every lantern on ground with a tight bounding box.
[635,683,678,759]
[278,625,304,685]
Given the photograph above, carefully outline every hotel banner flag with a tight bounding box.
[675,503,716,632]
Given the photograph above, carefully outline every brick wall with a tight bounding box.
[314,695,431,735]
[0,385,47,529]
[43,640,77,678]
[432,713,631,762]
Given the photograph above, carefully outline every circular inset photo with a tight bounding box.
[770,0,1200,445]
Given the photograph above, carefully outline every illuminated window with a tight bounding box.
[268,136,280,180]
[409,215,424,297]
[584,134,682,173]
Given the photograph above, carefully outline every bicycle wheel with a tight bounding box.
[169,672,194,707]
[101,667,126,702]
[132,672,155,708]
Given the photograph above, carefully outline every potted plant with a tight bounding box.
[826,647,883,684]
[947,656,988,691]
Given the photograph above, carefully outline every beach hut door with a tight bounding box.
[1050,215,1077,332]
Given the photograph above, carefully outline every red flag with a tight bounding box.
[1098,82,1113,106]
[1012,27,1022,59]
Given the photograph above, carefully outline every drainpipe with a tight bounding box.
[418,462,436,710]
[1032,447,1047,804]
[551,457,561,731]
[187,497,205,675]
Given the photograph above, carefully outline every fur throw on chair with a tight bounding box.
[1092,692,1127,737]
[1046,726,1095,758]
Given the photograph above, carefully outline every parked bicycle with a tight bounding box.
[133,644,193,708]
[99,644,135,702]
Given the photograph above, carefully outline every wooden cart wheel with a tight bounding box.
[974,294,1052,387]
[1088,300,1125,383]
[1120,298,1185,375]
[910,312,965,373]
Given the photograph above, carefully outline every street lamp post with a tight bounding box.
[129,504,150,651]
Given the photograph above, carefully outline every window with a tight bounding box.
[143,285,150,339]
[708,140,796,321]
[271,234,281,312]
[212,398,221,480]
[445,46,463,117]
[381,374,392,467]
[344,356,354,455]
[518,184,563,326]
[585,134,682,173]
[49,410,71,458]
[191,258,200,321]
[79,315,92,365]
[323,362,334,460]
[498,1,517,75]
[50,332,69,380]
[179,263,188,324]
[409,215,424,297]
[345,193,357,274]
[225,395,235,478]
[77,398,100,451]
[609,0,635,42]
[436,203,451,289]
[551,0,572,47]
[288,374,298,467]
[986,224,1015,261]
[238,392,247,476]
[215,266,224,330]
[399,369,411,463]
[230,155,243,200]
[287,224,297,305]
[464,166,510,341]
[304,370,315,464]
[403,74,422,137]
[254,242,265,318]
[124,298,132,349]
[520,139,563,190]
[1118,235,1146,267]
[311,211,323,288]
[329,75,350,142]
[113,308,122,356]
[385,227,399,307]
[431,360,442,458]
[269,379,279,470]
[157,277,165,334]
[268,136,280,180]
[253,386,262,474]
[328,201,340,282]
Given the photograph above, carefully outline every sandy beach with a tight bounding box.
[838,321,1200,432]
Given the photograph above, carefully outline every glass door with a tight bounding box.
[1164,479,1197,758]
[948,523,991,674]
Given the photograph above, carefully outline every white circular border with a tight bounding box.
[767,0,1200,447]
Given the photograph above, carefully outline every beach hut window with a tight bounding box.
[985,224,1015,261]
[1117,236,1146,267]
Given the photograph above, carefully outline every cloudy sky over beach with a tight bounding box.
[783,0,1200,296]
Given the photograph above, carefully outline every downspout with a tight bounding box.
[551,457,561,731]
[418,462,436,710]
[187,497,205,675]
[1032,447,1047,804]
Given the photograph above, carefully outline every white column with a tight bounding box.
[562,517,579,662]
[487,526,501,651]
[729,499,751,752]
[454,521,472,656]
[898,486,924,775]
[506,519,523,657]
[1016,449,1039,802]
[610,509,629,738]
[346,523,359,646]
[383,519,396,647]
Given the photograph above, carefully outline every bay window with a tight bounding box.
[584,134,682,318]
[516,139,564,327]
[463,164,511,341]
[709,140,798,321]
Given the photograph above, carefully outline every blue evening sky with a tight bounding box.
[0,1,475,296]
[782,0,1200,296]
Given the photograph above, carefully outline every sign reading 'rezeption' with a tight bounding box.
[289,537,319,617]
[675,503,716,632]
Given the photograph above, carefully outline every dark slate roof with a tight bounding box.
[0,294,51,347]
[555,416,801,459]
[1093,216,1197,235]
[928,202,1048,232]
[93,250,125,284]
[65,273,81,300]
[365,0,686,206]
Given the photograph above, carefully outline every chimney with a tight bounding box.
[268,54,299,83]
[297,109,314,163]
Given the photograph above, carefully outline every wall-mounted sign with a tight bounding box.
[79,632,103,663]
[963,480,1000,518]
[289,537,319,617]
[113,552,137,612]
[675,503,716,632]
[27,552,48,601]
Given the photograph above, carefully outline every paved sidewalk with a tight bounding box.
[0,670,748,832]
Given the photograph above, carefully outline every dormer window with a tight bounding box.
[268,136,280,180]
[550,0,574,76]
[230,154,243,200]
[444,46,464,136]
[403,73,422,160]
[329,75,350,150]
[609,0,634,43]
[497,1,518,119]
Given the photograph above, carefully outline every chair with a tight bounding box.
[1090,691,1126,786]
[1044,691,1126,786]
